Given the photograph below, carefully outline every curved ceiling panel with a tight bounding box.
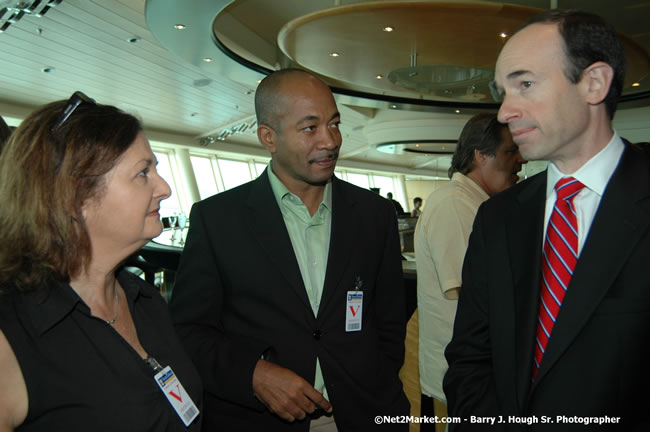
[147,0,650,111]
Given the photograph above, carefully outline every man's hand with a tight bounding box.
[252,359,332,422]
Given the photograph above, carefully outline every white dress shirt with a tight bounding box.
[544,131,625,254]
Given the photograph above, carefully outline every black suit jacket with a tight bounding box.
[170,172,409,432]
[444,143,650,431]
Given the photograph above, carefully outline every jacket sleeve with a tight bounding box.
[169,201,269,410]
[443,204,502,430]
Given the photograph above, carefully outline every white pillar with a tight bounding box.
[174,148,201,210]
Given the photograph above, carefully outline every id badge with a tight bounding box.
[346,290,363,332]
[154,366,200,427]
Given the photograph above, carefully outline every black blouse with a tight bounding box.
[0,269,202,431]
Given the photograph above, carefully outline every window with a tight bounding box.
[150,139,433,216]
[372,175,395,199]
[190,155,219,199]
[254,162,268,177]
[346,172,370,190]
[154,151,182,216]
[217,158,253,190]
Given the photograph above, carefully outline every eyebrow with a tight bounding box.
[138,158,155,169]
[297,112,341,125]
[491,69,533,99]
[505,69,532,81]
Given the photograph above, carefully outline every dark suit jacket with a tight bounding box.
[170,172,409,432]
[444,143,650,431]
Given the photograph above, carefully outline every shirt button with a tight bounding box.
[313,330,321,340]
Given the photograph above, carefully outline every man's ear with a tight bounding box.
[581,61,614,106]
[257,124,276,153]
[474,148,488,166]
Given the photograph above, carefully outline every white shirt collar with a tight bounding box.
[546,130,625,199]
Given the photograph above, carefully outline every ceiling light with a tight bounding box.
[41,66,54,73]
[632,82,640,87]
[376,74,383,79]
[128,36,141,44]
[203,57,212,62]
[390,104,397,109]
[383,26,394,32]
[500,32,508,38]
[455,109,460,113]
[193,78,212,87]
[330,52,340,57]
[174,24,186,30]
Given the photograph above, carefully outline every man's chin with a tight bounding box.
[306,176,332,187]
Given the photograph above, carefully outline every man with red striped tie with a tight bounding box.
[444,9,650,431]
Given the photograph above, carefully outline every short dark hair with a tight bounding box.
[413,197,422,205]
[448,113,509,178]
[255,68,316,130]
[522,9,626,119]
[0,98,141,291]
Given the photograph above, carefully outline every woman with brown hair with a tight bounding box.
[0,92,202,431]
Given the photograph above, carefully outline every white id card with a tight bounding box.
[346,291,363,332]
[154,366,200,427]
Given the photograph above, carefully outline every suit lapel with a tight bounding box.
[534,145,650,382]
[507,173,547,405]
[244,172,312,310]
[319,177,359,315]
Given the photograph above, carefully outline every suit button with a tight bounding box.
[313,330,321,340]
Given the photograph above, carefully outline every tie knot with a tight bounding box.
[555,177,585,201]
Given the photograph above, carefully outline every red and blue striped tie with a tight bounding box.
[533,177,585,380]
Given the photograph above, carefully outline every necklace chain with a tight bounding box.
[105,279,119,325]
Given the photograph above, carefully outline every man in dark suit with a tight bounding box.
[444,9,650,431]
[387,192,405,215]
[170,68,409,431]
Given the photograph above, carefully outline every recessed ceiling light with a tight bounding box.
[390,104,397,109]
[41,66,54,73]
[376,74,383,79]
[330,52,340,57]
[383,26,394,32]
[174,24,186,30]
[190,112,199,117]
[500,32,508,38]
[203,57,212,62]
[632,82,641,87]
[128,36,141,44]
[455,109,460,113]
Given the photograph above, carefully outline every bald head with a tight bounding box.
[255,69,330,130]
